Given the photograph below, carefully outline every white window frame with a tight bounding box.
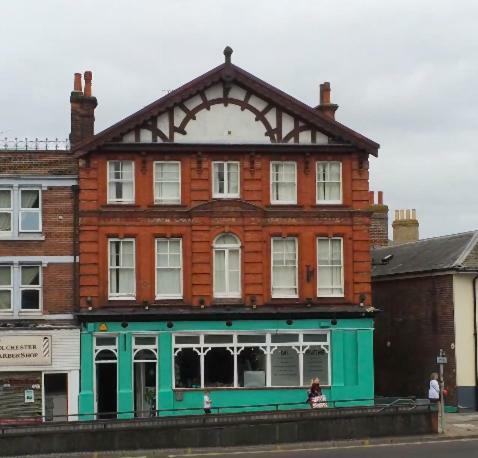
[107,160,135,204]
[212,161,240,199]
[271,237,298,298]
[153,161,181,204]
[155,238,183,300]
[270,161,297,205]
[316,161,342,205]
[19,188,42,233]
[108,238,136,300]
[0,189,13,236]
[213,234,241,299]
[19,264,42,311]
[317,237,344,298]
[172,331,331,389]
[0,265,13,312]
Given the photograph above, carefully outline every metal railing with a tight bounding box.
[1,137,70,151]
[0,397,432,430]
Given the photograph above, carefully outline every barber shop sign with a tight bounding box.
[0,335,52,366]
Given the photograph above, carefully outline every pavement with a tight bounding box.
[21,413,478,458]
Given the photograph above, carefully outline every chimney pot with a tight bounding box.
[395,210,400,220]
[73,73,83,93]
[320,82,331,105]
[369,191,374,205]
[378,191,383,205]
[84,71,93,97]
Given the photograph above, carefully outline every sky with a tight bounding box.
[1,0,477,238]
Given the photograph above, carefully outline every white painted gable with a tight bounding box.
[120,83,329,145]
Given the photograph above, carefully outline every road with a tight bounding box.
[31,438,478,458]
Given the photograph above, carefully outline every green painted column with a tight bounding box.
[357,329,374,400]
[158,332,174,414]
[117,332,133,419]
[79,330,94,420]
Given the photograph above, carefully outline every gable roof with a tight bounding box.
[74,51,379,156]
[372,230,478,278]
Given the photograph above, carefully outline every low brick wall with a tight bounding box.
[0,406,437,456]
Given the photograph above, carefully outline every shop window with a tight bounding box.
[174,348,201,388]
[172,331,330,389]
[108,239,135,299]
[154,161,181,204]
[204,347,234,387]
[212,162,240,198]
[316,161,342,204]
[107,160,134,203]
[317,237,344,297]
[270,161,297,204]
[238,347,266,387]
[271,346,300,386]
[156,238,182,299]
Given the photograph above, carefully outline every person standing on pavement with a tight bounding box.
[203,390,212,414]
[428,372,440,404]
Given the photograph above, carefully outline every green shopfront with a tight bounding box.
[78,315,374,419]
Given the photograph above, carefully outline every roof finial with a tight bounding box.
[224,46,233,65]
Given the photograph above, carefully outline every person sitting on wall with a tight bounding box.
[428,372,440,404]
[307,378,328,409]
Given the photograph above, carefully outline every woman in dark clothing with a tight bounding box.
[307,378,328,409]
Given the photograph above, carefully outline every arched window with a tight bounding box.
[213,233,241,298]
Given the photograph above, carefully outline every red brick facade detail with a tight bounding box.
[79,151,373,309]
[0,151,77,316]
[373,274,457,404]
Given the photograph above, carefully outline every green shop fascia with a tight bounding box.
[78,308,375,419]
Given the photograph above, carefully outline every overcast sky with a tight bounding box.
[1,0,477,238]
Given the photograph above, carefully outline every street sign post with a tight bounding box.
[437,349,447,433]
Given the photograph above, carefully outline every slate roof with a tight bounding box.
[372,230,478,278]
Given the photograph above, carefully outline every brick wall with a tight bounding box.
[373,274,457,404]
[43,263,74,314]
[0,152,76,176]
[79,151,373,309]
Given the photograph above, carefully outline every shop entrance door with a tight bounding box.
[44,373,68,422]
[134,352,157,417]
[96,362,117,419]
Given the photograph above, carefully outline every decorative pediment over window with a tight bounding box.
[120,82,330,145]
[75,47,379,156]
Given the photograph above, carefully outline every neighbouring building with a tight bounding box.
[73,48,380,419]
[0,143,79,423]
[373,222,478,411]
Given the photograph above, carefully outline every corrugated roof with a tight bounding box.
[372,230,478,277]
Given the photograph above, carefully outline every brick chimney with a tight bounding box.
[369,191,389,248]
[69,71,97,149]
[316,82,339,119]
[392,209,419,245]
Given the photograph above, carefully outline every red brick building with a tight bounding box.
[0,146,79,422]
[74,48,380,418]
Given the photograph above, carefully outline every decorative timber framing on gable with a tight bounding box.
[74,47,379,157]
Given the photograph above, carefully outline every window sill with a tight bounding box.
[147,204,187,209]
[108,296,136,301]
[102,204,139,209]
[0,234,45,241]
[153,298,185,304]
[267,204,302,208]
[212,196,241,200]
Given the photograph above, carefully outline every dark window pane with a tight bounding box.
[21,289,39,309]
[204,348,233,387]
[174,348,200,388]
